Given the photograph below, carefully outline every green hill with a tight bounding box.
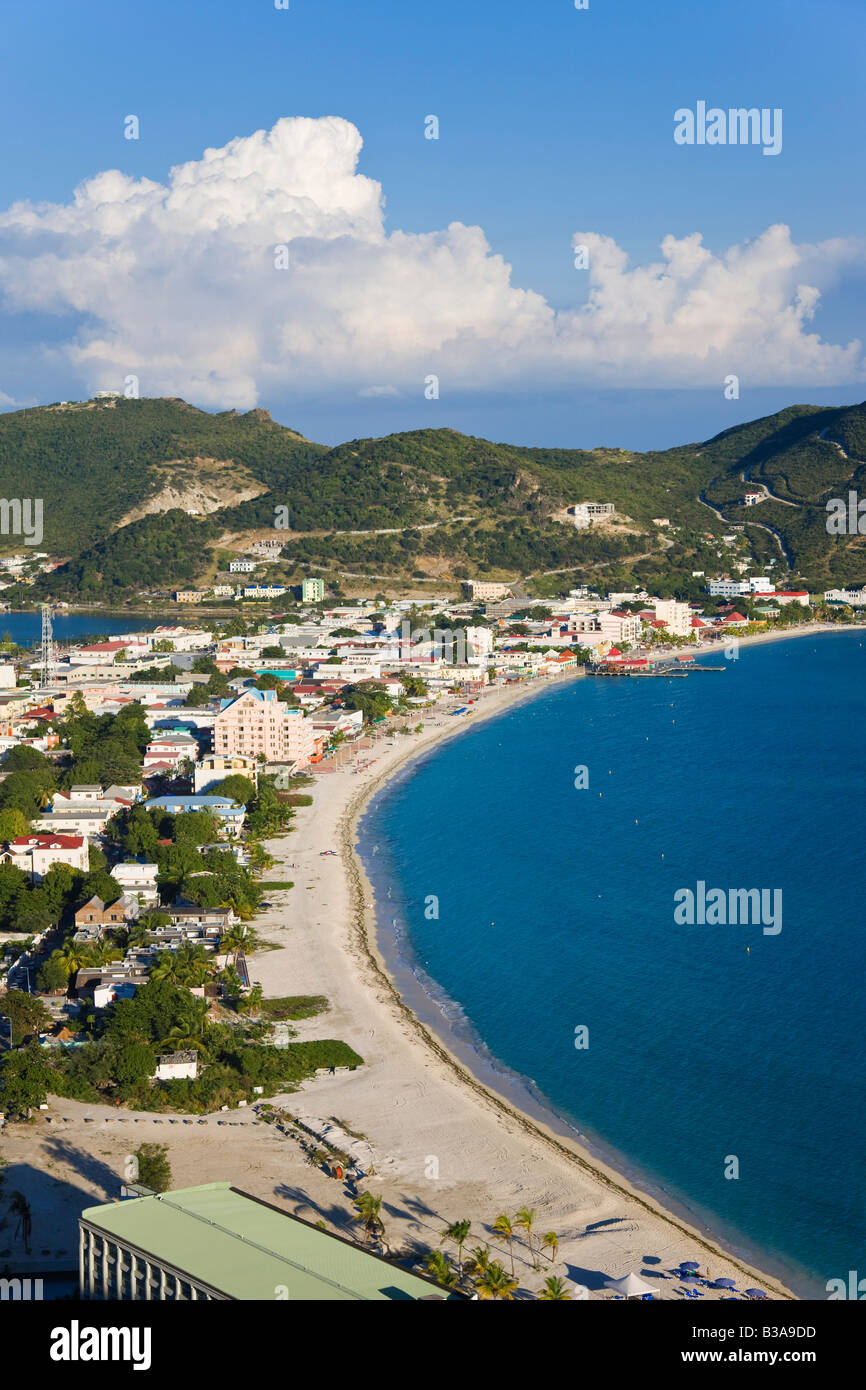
[0,394,863,600]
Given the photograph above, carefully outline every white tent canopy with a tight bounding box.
[571,1283,590,1300]
[604,1272,656,1298]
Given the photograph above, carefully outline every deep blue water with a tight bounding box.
[360,633,866,1298]
[0,612,159,647]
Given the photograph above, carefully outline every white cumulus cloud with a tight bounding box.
[0,116,862,406]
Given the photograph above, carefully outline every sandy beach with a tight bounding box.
[243,666,799,1299]
[8,637,851,1297]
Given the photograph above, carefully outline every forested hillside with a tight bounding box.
[0,394,862,597]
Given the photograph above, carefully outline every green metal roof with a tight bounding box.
[81,1184,455,1301]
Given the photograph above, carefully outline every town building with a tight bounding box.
[111,862,160,906]
[145,794,246,831]
[302,577,325,603]
[462,580,513,601]
[825,586,866,606]
[1,833,89,880]
[228,560,255,574]
[651,599,692,637]
[154,1051,199,1082]
[78,1183,463,1300]
[213,688,317,766]
[193,753,258,794]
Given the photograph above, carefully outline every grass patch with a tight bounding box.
[260,881,294,891]
[260,995,329,1021]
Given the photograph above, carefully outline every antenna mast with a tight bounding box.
[40,602,56,686]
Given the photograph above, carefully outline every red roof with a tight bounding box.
[727,612,747,622]
[691,617,706,628]
[10,833,85,850]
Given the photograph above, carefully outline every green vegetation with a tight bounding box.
[133,1142,172,1193]
[257,995,329,1021]
[0,392,861,601]
[0,976,362,1116]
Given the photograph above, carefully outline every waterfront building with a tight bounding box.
[78,1183,462,1300]
[213,687,316,766]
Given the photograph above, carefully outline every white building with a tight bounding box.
[651,599,692,637]
[568,610,641,644]
[2,833,89,880]
[824,586,866,606]
[111,862,159,906]
[229,560,254,574]
[154,1051,199,1081]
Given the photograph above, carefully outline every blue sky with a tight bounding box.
[0,0,864,448]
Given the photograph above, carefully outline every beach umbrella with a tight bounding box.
[680,1261,700,1270]
[745,1288,768,1299]
[605,1272,656,1298]
[680,1271,699,1282]
[714,1277,736,1289]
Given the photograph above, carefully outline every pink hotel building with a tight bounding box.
[213,688,317,767]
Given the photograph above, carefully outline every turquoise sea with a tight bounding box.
[359,632,866,1298]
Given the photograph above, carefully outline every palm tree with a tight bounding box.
[440,1219,471,1277]
[464,1245,491,1280]
[352,1191,385,1246]
[539,1275,570,1301]
[52,941,86,978]
[474,1260,518,1301]
[541,1230,560,1264]
[492,1213,516,1277]
[515,1205,538,1268]
[424,1250,458,1289]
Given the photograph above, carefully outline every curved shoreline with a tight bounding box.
[337,673,798,1299]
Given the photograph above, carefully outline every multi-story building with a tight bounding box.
[1,833,89,880]
[824,586,866,606]
[213,688,317,767]
[651,599,692,637]
[567,610,641,644]
[302,577,325,603]
[240,585,288,600]
[462,580,513,601]
[193,753,258,794]
[229,560,255,574]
